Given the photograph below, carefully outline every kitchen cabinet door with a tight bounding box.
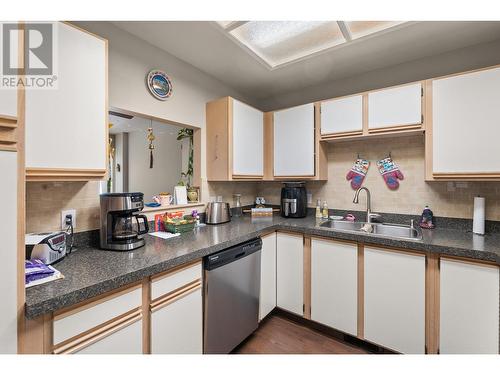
[0,151,17,353]
[25,22,107,179]
[311,239,358,336]
[321,95,363,136]
[259,233,277,320]
[232,99,264,177]
[151,287,203,354]
[74,318,142,354]
[431,67,500,176]
[0,22,17,119]
[364,246,425,353]
[276,232,303,315]
[368,83,422,131]
[440,259,499,354]
[274,103,315,177]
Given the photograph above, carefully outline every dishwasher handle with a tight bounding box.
[204,238,262,270]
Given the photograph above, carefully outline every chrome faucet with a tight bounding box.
[353,187,381,223]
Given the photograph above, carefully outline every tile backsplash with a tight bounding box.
[26,135,500,233]
[257,135,500,221]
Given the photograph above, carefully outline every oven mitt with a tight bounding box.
[377,156,404,190]
[346,158,370,190]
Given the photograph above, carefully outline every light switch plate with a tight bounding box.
[61,209,76,230]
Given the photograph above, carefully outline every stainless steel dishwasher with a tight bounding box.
[203,237,262,354]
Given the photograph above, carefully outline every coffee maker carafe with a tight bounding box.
[100,192,149,251]
[280,182,307,218]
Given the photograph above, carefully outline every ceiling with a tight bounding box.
[112,21,500,105]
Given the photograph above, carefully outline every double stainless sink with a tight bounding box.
[320,220,423,241]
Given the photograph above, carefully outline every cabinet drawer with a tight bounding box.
[151,262,202,300]
[53,285,142,345]
[72,317,143,354]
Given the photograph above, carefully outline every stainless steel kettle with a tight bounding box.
[206,202,231,224]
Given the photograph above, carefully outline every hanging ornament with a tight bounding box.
[147,124,155,169]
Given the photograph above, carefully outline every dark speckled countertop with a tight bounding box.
[25,214,500,319]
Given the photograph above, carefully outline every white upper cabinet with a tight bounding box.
[311,239,358,336]
[0,22,17,118]
[440,259,499,354]
[368,83,422,130]
[274,103,315,177]
[26,22,107,175]
[364,247,425,354]
[321,95,363,135]
[276,232,303,315]
[232,99,264,176]
[431,67,500,176]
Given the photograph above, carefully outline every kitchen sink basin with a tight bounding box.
[320,220,422,241]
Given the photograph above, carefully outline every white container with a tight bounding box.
[473,196,485,235]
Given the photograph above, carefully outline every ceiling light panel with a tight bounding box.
[229,21,345,67]
[346,21,405,39]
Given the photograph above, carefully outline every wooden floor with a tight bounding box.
[233,313,370,354]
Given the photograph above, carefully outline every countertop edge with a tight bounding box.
[25,222,499,319]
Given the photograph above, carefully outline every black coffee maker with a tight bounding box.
[280,182,307,218]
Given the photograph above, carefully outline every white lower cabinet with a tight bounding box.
[364,246,425,353]
[259,233,277,320]
[151,287,203,354]
[75,319,143,354]
[311,239,358,336]
[276,233,304,315]
[440,259,499,354]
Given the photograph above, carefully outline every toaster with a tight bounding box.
[25,232,67,265]
[206,202,231,224]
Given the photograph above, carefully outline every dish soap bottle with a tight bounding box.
[322,201,329,219]
[315,199,322,218]
[419,205,435,229]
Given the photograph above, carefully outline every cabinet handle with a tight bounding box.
[53,309,142,354]
[150,279,201,312]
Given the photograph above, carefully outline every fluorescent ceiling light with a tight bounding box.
[217,21,407,69]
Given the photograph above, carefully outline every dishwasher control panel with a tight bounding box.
[204,237,262,270]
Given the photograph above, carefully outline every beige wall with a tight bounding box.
[257,135,500,221]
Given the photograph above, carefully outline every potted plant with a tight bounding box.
[177,128,198,202]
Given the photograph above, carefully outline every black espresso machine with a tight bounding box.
[100,192,149,251]
[280,182,307,218]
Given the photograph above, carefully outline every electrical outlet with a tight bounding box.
[61,209,76,230]
[447,182,456,192]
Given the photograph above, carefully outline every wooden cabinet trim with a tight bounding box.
[141,278,151,354]
[425,253,440,354]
